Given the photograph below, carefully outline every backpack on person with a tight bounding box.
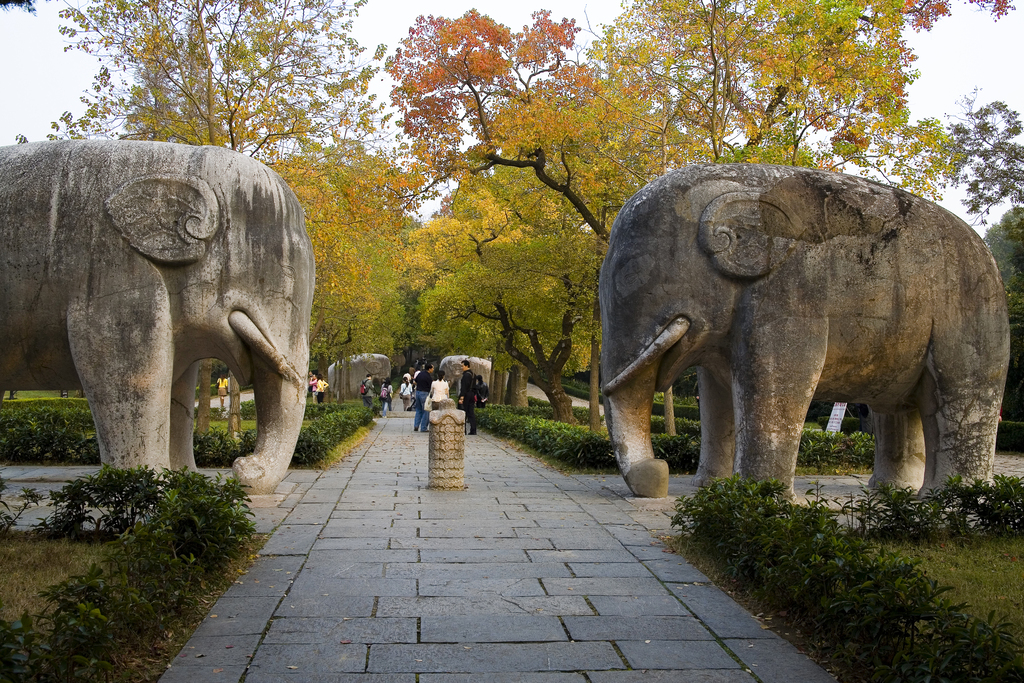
[360,381,368,395]
[380,384,390,400]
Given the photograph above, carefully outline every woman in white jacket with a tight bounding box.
[428,370,450,411]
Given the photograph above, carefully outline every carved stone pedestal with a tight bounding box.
[428,398,466,490]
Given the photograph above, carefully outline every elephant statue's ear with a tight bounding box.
[698,191,799,279]
[105,176,220,265]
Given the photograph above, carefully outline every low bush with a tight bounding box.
[998,421,1024,452]
[651,399,700,421]
[292,406,373,466]
[0,468,256,679]
[0,477,44,539]
[0,403,99,465]
[797,430,875,473]
[672,475,1024,681]
[845,475,1024,541]
[650,416,701,437]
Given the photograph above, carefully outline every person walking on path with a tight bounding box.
[217,374,229,408]
[314,374,328,404]
[399,378,413,411]
[429,370,449,409]
[380,381,393,417]
[360,374,374,410]
[458,360,477,435]
[474,374,488,409]
[413,363,433,431]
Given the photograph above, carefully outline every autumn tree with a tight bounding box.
[389,11,649,426]
[594,0,960,197]
[411,177,601,423]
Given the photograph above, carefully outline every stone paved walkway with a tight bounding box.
[157,416,837,683]
[5,419,1023,682]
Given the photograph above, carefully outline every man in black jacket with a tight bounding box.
[458,359,477,435]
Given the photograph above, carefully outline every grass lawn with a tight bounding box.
[0,533,108,620]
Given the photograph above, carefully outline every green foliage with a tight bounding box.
[672,475,1024,680]
[0,468,255,680]
[193,429,258,467]
[651,400,700,421]
[650,416,701,437]
[999,420,1024,451]
[292,406,373,466]
[0,477,44,539]
[0,403,99,465]
[0,398,91,412]
[37,466,254,553]
[797,430,875,473]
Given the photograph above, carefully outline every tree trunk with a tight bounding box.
[491,370,506,405]
[195,359,212,434]
[664,386,676,436]
[508,365,528,407]
[228,373,241,433]
[547,381,576,424]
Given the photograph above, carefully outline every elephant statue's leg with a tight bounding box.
[169,360,200,471]
[67,297,174,470]
[691,366,736,487]
[604,362,669,497]
[917,348,1003,492]
[732,316,828,498]
[869,409,925,489]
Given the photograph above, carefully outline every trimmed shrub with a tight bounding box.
[0,403,99,465]
[0,398,90,412]
[292,406,373,466]
[651,400,700,421]
[672,475,1024,680]
[650,416,701,437]
[797,430,875,473]
[998,420,1024,452]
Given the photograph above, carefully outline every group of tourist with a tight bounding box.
[404,360,488,434]
[307,372,328,404]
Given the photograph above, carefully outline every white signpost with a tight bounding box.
[825,403,848,432]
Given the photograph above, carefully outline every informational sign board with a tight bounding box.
[825,403,848,432]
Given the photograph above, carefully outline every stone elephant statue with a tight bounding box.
[328,354,391,400]
[0,141,314,495]
[600,164,1009,499]
[439,356,491,393]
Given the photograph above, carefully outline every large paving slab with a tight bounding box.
[156,415,838,681]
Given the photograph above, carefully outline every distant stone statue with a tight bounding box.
[428,398,466,490]
[0,141,314,495]
[328,354,391,401]
[600,163,1010,499]
[439,356,491,393]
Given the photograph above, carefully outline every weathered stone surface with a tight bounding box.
[367,642,622,673]
[723,638,839,683]
[563,616,712,641]
[328,354,391,401]
[600,163,1010,497]
[420,615,568,642]
[428,399,466,489]
[617,640,742,670]
[0,141,314,496]
[438,355,492,394]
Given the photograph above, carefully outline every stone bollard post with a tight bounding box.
[428,398,466,489]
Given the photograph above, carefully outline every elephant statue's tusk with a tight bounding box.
[228,310,302,385]
[602,317,691,396]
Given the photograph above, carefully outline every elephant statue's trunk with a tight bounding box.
[227,310,308,495]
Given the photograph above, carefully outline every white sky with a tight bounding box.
[1,0,1021,228]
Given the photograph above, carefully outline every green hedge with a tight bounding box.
[673,476,1024,682]
[0,400,371,469]
[0,402,99,464]
[651,400,701,421]
[650,416,701,437]
[478,406,699,472]
[998,421,1024,452]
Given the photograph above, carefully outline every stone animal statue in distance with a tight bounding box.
[600,164,1010,499]
[0,141,315,495]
